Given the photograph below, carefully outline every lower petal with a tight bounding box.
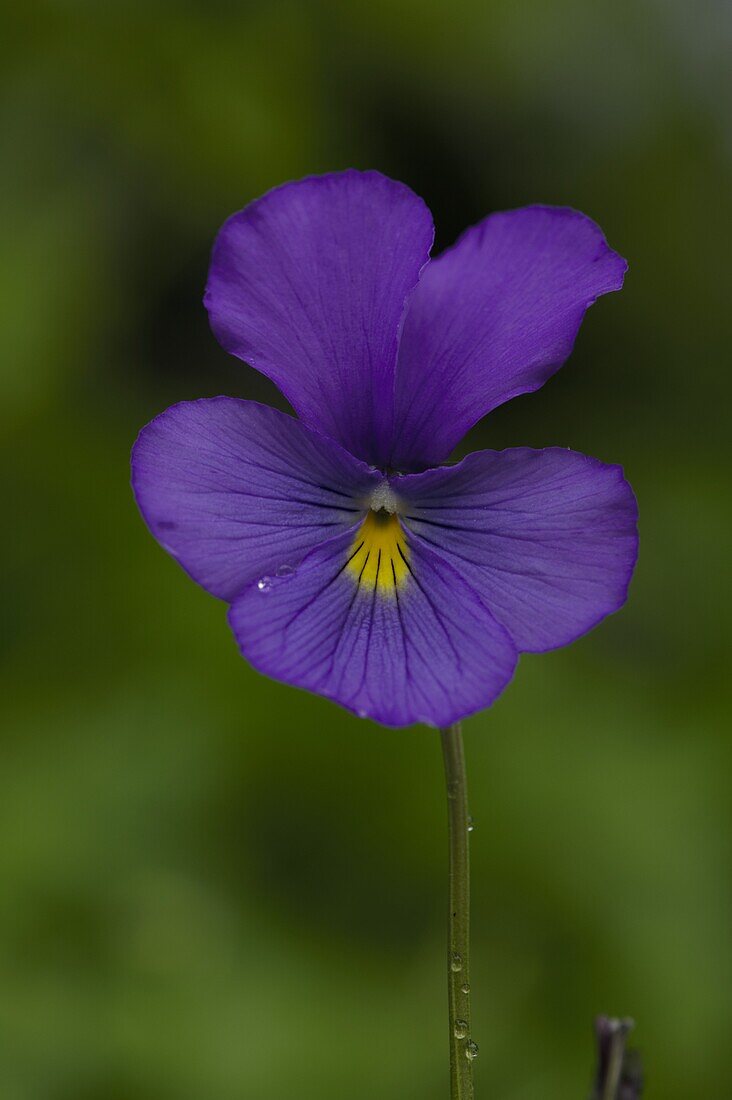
[131,398,380,600]
[395,448,639,652]
[229,526,517,728]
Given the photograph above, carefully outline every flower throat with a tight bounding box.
[347,509,410,595]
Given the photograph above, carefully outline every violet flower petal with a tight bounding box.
[391,206,627,470]
[229,527,517,728]
[205,170,434,466]
[394,447,638,652]
[131,397,380,601]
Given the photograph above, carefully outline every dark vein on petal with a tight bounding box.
[281,541,365,631]
[396,544,462,670]
[393,561,410,682]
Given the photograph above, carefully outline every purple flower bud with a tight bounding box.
[592,1016,644,1099]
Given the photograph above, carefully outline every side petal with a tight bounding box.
[205,170,434,466]
[394,448,638,652]
[131,398,380,601]
[391,206,627,469]
[229,527,517,728]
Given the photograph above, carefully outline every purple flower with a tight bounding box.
[132,170,638,728]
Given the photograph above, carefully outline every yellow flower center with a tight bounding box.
[347,509,410,596]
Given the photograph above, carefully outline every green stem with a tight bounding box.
[440,723,474,1100]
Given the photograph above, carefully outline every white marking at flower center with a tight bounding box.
[369,481,400,514]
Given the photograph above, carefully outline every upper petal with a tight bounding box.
[394,447,638,652]
[229,525,517,728]
[391,206,627,470]
[205,170,434,466]
[131,397,380,601]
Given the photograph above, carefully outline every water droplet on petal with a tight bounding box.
[356,709,368,719]
[450,953,463,972]
[276,564,295,577]
[257,577,272,592]
[454,1019,468,1039]
[461,982,471,995]
[465,1040,479,1061]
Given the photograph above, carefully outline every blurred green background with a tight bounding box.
[2,2,730,1097]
